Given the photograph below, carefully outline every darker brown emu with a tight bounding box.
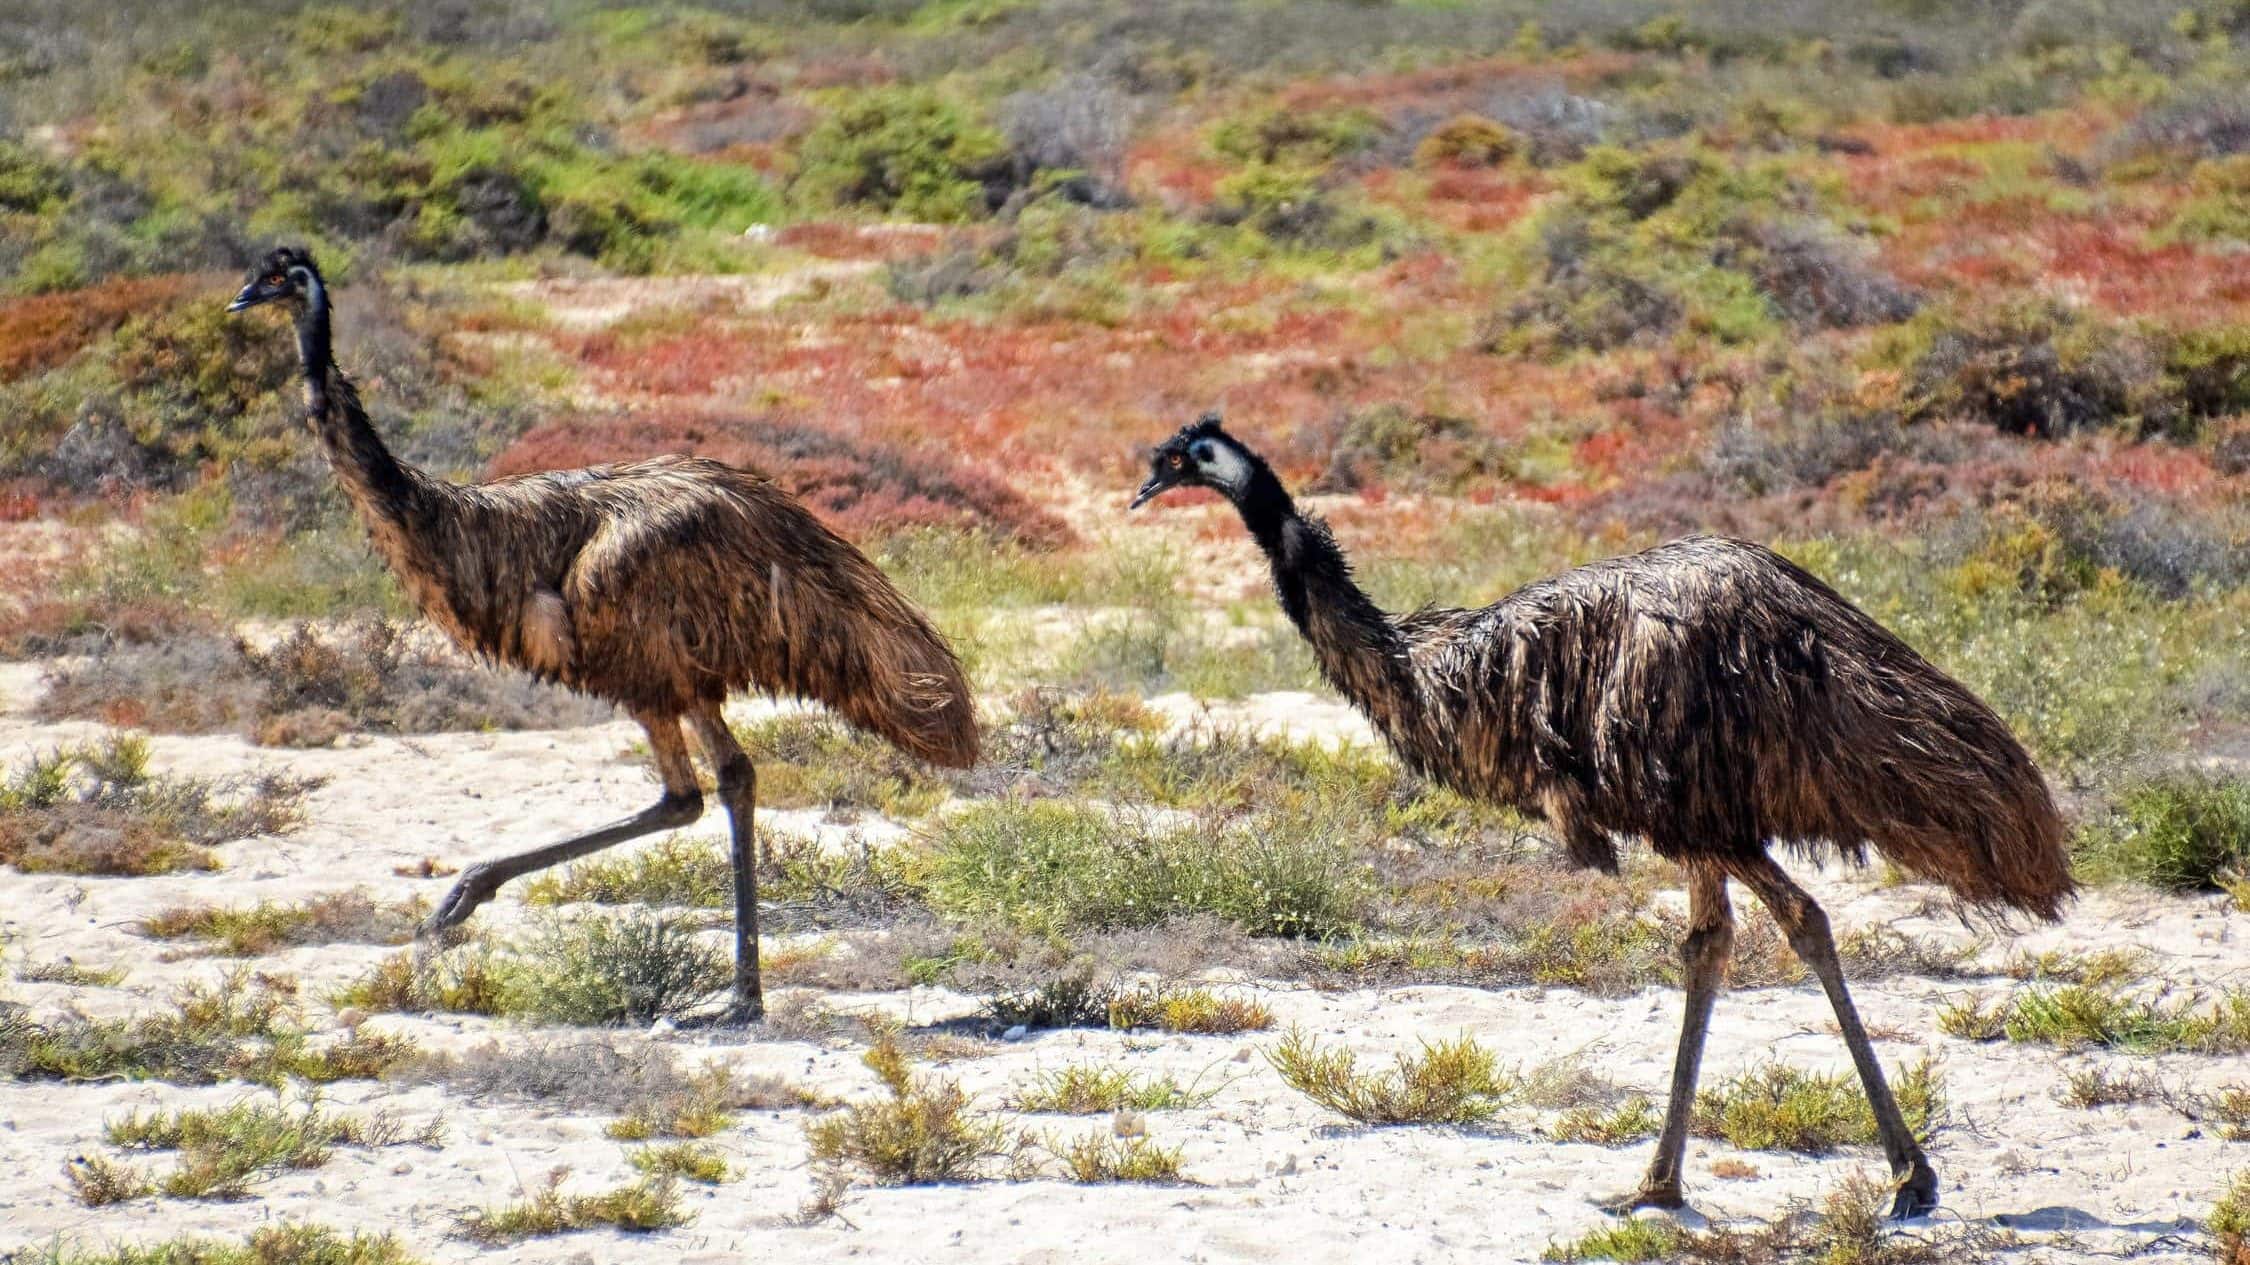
[1133,413,2071,1217]
[228,248,976,1020]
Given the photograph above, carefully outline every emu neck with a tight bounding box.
[1229,462,1420,725]
[292,285,424,521]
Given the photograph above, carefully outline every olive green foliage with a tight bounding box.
[804,1034,1014,1185]
[1268,1029,1517,1125]
[792,88,1010,222]
[2074,770,2250,893]
[1490,145,1913,357]
[1691,1060,1942,1153]
[20,1223,424,1265]
[924,800,1370,938]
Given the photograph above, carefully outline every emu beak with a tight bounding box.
[225,284,263,313]
[1129,472,1173,510]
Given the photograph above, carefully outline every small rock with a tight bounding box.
[1231,1047,1253,1063]
[1002,1025,1030,1042]
[1113,1110,1146,1138]
[1272,1154,1299,1176]
[391,1162,413,1176]
[649,1017,677,1037]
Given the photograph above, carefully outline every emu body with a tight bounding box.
[228,249,975,1020]
[1133,414,2071,1216]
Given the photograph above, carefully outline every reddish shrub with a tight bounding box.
[0,275,197,382]
[487,413,1072,548]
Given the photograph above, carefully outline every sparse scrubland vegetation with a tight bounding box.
[6,0,2250,1260]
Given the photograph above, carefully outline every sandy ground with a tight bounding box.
[0,658,2242,1264]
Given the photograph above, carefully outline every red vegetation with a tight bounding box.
[486,411,1073,548]
[0,275,196,381]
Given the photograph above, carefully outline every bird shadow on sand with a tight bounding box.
[1978,1205,2195,1236]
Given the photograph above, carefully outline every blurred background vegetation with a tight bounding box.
[0,0,2245,800]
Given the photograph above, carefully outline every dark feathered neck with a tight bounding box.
[292,281,429,517]
[1225,449,1419,718]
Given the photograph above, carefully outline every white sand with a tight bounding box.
[0,663,2239,1264]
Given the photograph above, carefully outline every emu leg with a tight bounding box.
[1604,864,1733,1214]
[689,706,762,1023]
[418,713,703,938]
[1734,855,1939,1219]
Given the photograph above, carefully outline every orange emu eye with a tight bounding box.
[1168,452,1184,468]
[267,274,285,285]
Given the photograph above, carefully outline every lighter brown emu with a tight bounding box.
[227,247,976,1021]
[1131,413,2072,1217]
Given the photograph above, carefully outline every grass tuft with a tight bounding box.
[1692,1060,1942,1154]
[0,735,315,876]
[141,892,423,957]
[20,1223,423,1265]
[1044,1132,1187,1184]
[1551,1096,1662,1146]
[1008,1063,1217,1114]
[2073,771,2250,894]
[804,1033,1014,1186]
[1108,986,1273,1035]
[457,1171,687,1244]
[626,1141,732,1184]
[1269,1029,1515,1125]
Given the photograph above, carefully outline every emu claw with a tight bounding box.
[417,863,499,940]
[1889,1169,1939,1220]
[1599,1184,1684,1216]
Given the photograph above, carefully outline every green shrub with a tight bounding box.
[1269,1029,1515,1125]
[457,1173,686,1243]
[2075,771,2250,892]
[21,1223,424,1265]
[1692,1060,1942,1153]
[791,87,1010,222]
[925,800,1370,938]
[804,1034,1013,1185]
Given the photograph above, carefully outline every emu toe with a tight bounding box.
[1889,1165,1940,1220]
[1598,1182,1685,1216]
[418,863,501,940]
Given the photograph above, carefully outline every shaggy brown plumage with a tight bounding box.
[1133,413,2072,1218]
[228,247,974,1020]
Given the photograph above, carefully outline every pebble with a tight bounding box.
[1002,1025,1030,1042]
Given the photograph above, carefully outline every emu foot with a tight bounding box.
[1890,1162,1940,1220]
[716,994,766,1027]
[418,863,501,940]
[1599,1181,1685,1216]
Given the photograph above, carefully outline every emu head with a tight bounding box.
[227,246,324,314]
[1130,411,1257,508]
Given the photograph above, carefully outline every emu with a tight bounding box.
[227,247,977,1020]
[1131,413,2071,1217]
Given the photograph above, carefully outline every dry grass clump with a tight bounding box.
[2000,947,2151,987]
[1550,1096,1661,1146]
[395,1034,818,1137]
[3,974,414,1087]
[36,622,610,745]
[141,891,425,957]
[1108,986,1274,1035]
[981,971,1119,1031]
[333,911,729,1025]
[732,713,954,819]
[456,1170,687,1244]
[1008,1063,1218,1114]
[1940,985,2250,1053]
[1043,1132,1188,1184]
[626,1141,732,1184]
[1269,1029,1516,1126]
[19,1222,424,1265]
[2214,1169,2250,1265]
[84,1096,442,1202]
[1692,1060,1942,1154]
[525,830,924,929]
[0,734,314,876]
[806,1034,1015,1186]
[16,958,127,986]
[1542,1171,1986,1263]
[2055,1065,2163,1109]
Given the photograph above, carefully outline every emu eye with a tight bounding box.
[267,273,284,285]
[1168,452,1185,468]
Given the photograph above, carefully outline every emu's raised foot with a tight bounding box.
[1890,1164,1940,1220]
[418,862,501,940]
[1599,1183,1685,1216]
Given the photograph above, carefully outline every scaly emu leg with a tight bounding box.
[1732,854,1939,1219]
[418,710,704,938]
[1605,863,1733,1213]
[688,704,762,1023]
